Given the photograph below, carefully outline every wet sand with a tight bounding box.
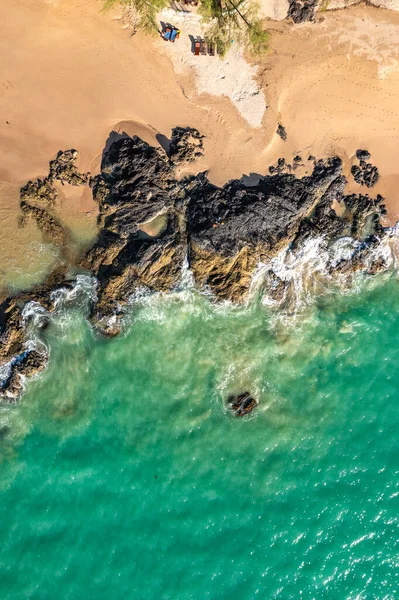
[1,0,399,288]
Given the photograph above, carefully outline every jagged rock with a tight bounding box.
[1,128,391,397]
[94,136,176,228]
[20,178,58,205]
[287,0,319,23]
[81,136,186,334]
[0,349,47,402]
[356,149,371,161]
[186,157,345,298]
[20,149,88,208]
[351,161,379,188]
[84,135,387,309]
[277,123,287,141]
[48,149,89,186]
[0,267,77,401]
[0,299,25,363]
[168,127,204,164]
[227,392,257,416]
[20,201,70,248]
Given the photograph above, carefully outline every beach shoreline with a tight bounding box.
[1,0,399,288]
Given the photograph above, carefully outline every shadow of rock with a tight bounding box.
[156,133,171,155]
[102,130,132,161]
[240,172,264,187]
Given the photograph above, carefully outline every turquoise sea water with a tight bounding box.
[1,274,399,599]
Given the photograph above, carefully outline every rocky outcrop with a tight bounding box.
[287,0,319,23]
[20,201,70,249]
[18,148,88,266]
[0,269,74,401]
[351,150,379,188]
[168,127,204,164]
[20,149,89,205]
[81,133,188,334]
[48,149,89,186]
[76,133,387,325]
[276,123,287,141]
[0,129,391,399]
[227,392,257,416]
[286,0,399,22]
[0,296,47,402]
[186,157,350,298]
[0,349,47,402]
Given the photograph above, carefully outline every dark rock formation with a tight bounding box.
[168,126,204,164]
[356,149,371,161]
[277,123,287,141]
[20,149,89,206]
[268,155,303,176]
[20,201,70,249]
[0,126,392,399]
[0,349,47,402]
[351,151,379,188]
[227,392,257,416]
[71,131,388,322]
[20,178,58,205]
[287,0,319,23]
[48,149,89,186]
[81,134,188,334]
[187,157,346,299]
[0,269,74,400]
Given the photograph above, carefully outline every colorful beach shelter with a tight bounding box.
[162,27,172,41]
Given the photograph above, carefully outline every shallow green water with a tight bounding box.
[1,276,399,599]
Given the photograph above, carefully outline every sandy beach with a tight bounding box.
[1,0,399,288]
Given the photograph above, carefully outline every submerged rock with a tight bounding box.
[0,349,48,402]
[20,201,70,249]
[227,392,257,416]
[20,178,57,205]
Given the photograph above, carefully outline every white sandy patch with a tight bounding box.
[370,0,399,10]
[158,8,266,127]
[327,0,361,8]
[320,12,399,77]
[327,0,399,10]
[258,0,289,20]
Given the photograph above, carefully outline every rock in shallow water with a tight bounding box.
[227,392,257,416]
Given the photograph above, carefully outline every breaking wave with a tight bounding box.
[251,225,399,313]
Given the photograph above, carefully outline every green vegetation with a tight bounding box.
[199,0,269,56]
[102,0,168,33]
[102,0,269,54]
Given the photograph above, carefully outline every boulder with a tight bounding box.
[227,392,257,416]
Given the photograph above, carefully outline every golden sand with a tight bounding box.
[1,0,399,288]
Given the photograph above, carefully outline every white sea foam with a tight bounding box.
[51,274,97,310]
[252,226,399,315]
